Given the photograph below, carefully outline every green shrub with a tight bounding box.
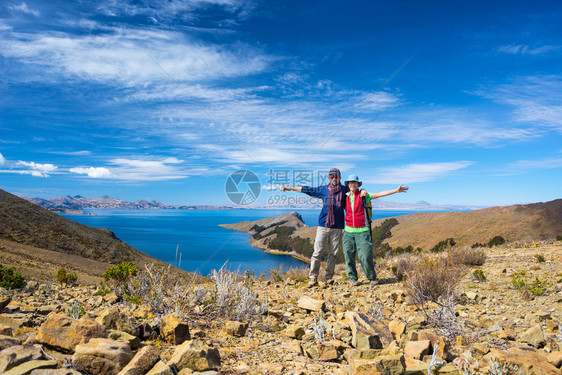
[488,236,505,247]
[103,262,138,284]
[57,268,78,286]
[534,254,545,263]
[103,262,138,298]
[471,242,486,248]
[372,218,399,255]
[430,238,456,253]
[0,264,26,289]
[510,274,526,291]
[472,269,486,282]
[529,278,547,296]
[95,281,112,296]
[557,235,562,241]
[67,301,85,319]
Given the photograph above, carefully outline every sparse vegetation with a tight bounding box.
[372,218,399,257]
[472,269,486,282]
[67,300,85,319]
[557,235,562,241]
[448,246,487,266]
[103,261,138,298]
[57,268,78,286]
[390,254,417,281]
[534,254,545,262]
[0,264,26,289]
[430,238,456,253]
[488,236,506,247]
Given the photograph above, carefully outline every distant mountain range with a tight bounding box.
[23,194,486,214]
[0,188,186,282]
[222,198,562,252]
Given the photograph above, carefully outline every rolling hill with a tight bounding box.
[0,188,183,282]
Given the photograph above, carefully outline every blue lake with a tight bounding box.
[61,209,415,275]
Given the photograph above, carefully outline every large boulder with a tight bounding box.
[96,307,140,337]
[485,348,560,375]
[167,340,220,372]
[160,313,190,345]
[2,360,57,374]
[117,345,160,375]
[72,338,133,375]
[347,348,406,375]
[37,314,106,352]
[0,344,44,373]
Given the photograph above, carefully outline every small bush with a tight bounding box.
[448,246,487,266]
[103,262,138,298]
[57,268,78,286]
[67,301,85,319]
[0,264,26,289]
[511,274,526,291]
[528,278,547,296]
[557,235,562,241]
[472,269,486,282]
[471,242,486,249]
[391,254,417,281]
[534,254,545,263]
[430,238,456,253]
[488,236,505,248]
[405,255,466,305]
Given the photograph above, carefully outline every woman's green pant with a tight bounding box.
[342,230,376,281]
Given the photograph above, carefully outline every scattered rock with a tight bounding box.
[161,313,190,345]
[404,340,431,360]
[2,359,57,375]
[297,296,325,312]
[0,344,44,373]
[36,314,106,352]
[519,324,545,348]
[72,338,133,375]
[118,345,160,375]
[167,340,220,372]
[224,321,248,337]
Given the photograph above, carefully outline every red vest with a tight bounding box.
[345,190,367,228]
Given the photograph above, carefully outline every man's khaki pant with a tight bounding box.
[309,226,343,280]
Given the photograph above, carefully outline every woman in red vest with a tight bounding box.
[343,175,408,287]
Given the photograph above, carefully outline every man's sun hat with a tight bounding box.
[329,168,341,177]
[345,174,362,186]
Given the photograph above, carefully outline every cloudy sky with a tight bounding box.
[1,0,561,206]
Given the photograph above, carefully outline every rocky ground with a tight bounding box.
[0,241,561,374]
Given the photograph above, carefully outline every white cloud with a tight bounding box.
[10,2,40,17]
[497,44,561,55]
[15,160,58,177]
[69,167,114,178]
[107,157,191,181]
[369,161,474,184]
[0,27,272,86]
[0,152,5,166]
[475,75,562,132]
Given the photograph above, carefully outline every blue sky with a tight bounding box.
[1,0,561,206]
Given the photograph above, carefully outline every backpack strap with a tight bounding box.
[362,195,372,237]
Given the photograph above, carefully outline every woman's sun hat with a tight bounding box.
[345,174,362,187]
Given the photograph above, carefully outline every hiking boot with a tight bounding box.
[370,280,379,287]
[308,278,318,287]
[349,280,359,287]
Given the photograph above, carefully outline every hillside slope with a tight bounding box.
[375,199,562,250]
[0,188,178,274]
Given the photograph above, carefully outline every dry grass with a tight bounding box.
[404,254,466,306]
[448,246,487,266]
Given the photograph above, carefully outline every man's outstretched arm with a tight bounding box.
[282,186,303,193]
[369,184,409,199]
